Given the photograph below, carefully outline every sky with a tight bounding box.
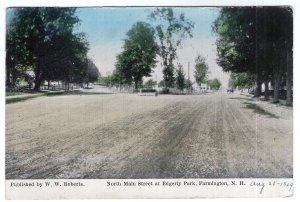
[75,7,230,87]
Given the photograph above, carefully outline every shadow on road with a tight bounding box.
[229,97,253,102]
[243,102,279,118]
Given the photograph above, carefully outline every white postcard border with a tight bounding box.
[6,178,293,199]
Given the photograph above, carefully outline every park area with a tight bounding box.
[5,7,293,181]
[5,91,293,179]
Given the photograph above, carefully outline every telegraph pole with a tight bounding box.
[188,62,191,92]
[188,62,190,81]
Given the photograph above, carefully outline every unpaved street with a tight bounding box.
[6,92,293,179]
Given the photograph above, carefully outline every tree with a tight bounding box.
[185,79,193,91]
[7,8,89,91]
[144,79,157,88]
[194,55,208,88]
[115,22,157,89]
[213,8,259,95]
[213,7,293,103]
[98,74,118,86]
[6,18,34,88]
[268,8,293,103]
[83,59,100,86]
[230,72,255,90]
[158,80,165,87]
[176,65,185,91]
[150,8,194,88]
[208,78,221,90]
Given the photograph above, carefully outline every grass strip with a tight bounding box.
[6,94,44,104]
[6,92,26,97]
[6,91,68,104]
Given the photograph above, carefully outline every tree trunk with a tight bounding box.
[273,78,281,103]
[33,77,43,91]
[254,74,262,97]
[264,80,269,100]
[48,80,50,89]
[254,80,262,97]
[11,69,18,88]
[64,81,67,91]
[6,68,11,88]
[286,77,292,105]
[286,48,293,105]
[33,65,43,91]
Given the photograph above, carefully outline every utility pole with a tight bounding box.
[188,62,190,81]
[188,62,191,92]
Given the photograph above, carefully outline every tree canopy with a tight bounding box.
[115,22,157,89]
[150,8,194,88]
[6,8,91,90]
[230,72,255,89]
[208,78,221,90]
[176,65,185,90]
[194,55,208,88]
[213,7,293,103]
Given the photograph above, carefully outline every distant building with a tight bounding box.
[192,83,210,92]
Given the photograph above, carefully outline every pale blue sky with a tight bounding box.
[76,7,229,87]
[6,7,229,87]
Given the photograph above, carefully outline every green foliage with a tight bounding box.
[115,22,157,89]
[163,64,175,88]
[6,91,65,104]
[150,8,194,87]
[6,92,25,96]
[158,80,165,87]
[208,78,221,90]
[184,79,193,90]
[6,8,90,90]
[97,75,117,86]
[6,94,42,104]
[83,59,100,84]
[194,55,208,87]
[213,7,293,100]
[230,72,255,89]
[144,79,157,88]
[213,7,257,74]
[176,66,185,90]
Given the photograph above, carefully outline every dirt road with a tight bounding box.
[5,92,293,179]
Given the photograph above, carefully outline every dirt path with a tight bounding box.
[5,93,293,179]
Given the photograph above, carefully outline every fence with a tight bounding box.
[40,83,81,91]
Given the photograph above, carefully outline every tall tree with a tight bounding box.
[213,7,293,103]
[176,65,185,91]
[7,8,89,91]
[150,8,194,88]
[6,18,34,88]
[115,22,157,89]
[83,59,100,86]
[230,72,255,90]
[213,8,259,95]
[194,55,208,89]
[208,78,221,90]
[144,79,157,88]
[268,8,293,103]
